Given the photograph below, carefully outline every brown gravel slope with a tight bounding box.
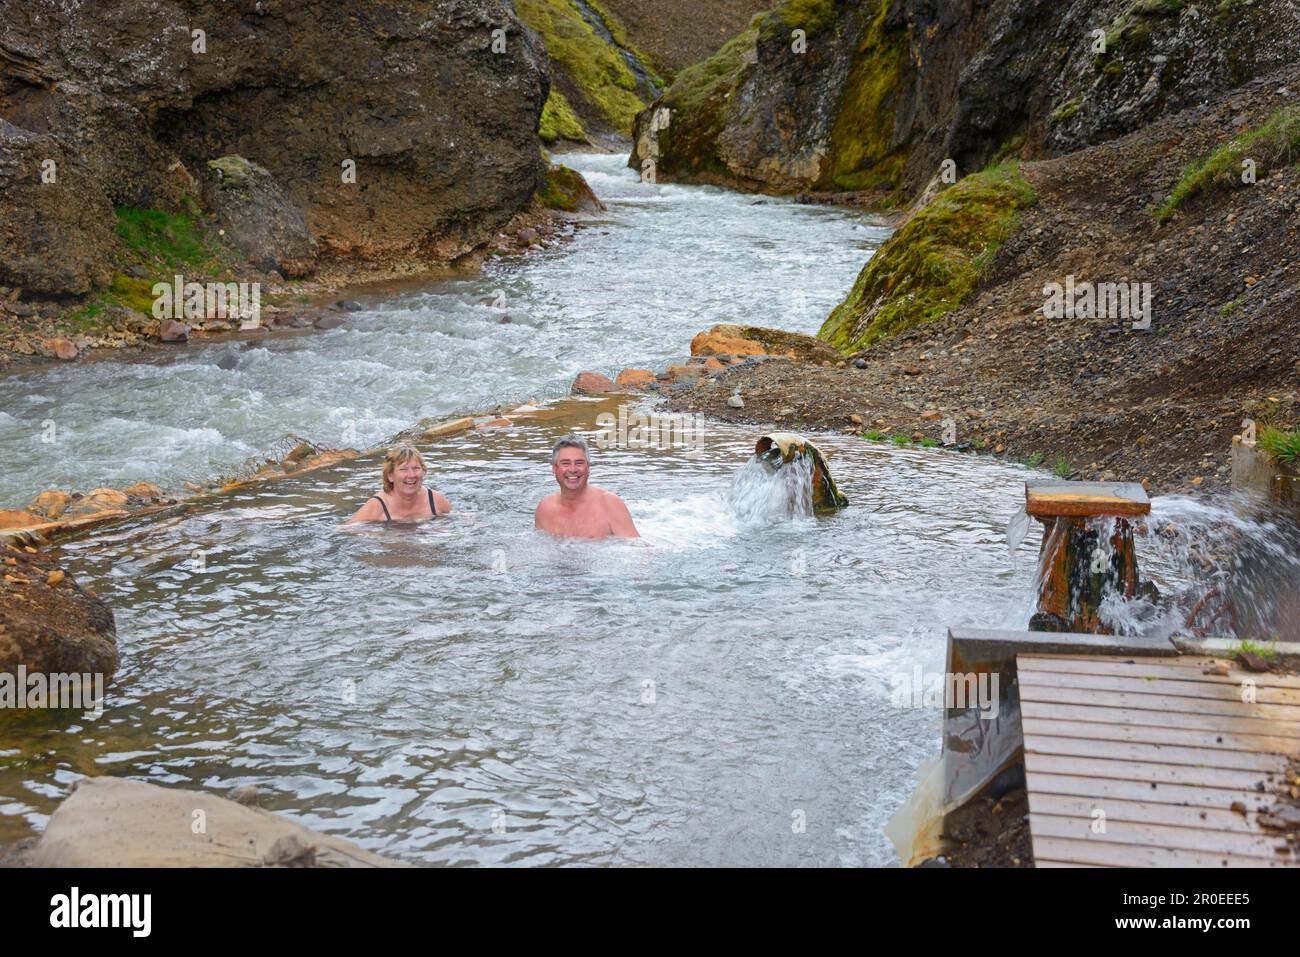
[664,68,1300,497]
[596,0,773,78]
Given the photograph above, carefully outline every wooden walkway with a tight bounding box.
[1019,653,1300,867]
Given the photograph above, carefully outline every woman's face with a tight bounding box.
[392,457,425,492]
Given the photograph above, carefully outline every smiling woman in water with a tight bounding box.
[347,443,451,523]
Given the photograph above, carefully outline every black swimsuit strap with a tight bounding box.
[427,487,438,517]
[370,495,392,521]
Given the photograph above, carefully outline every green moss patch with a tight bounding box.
[819,161,1037,352]
[1154,106,1300,222]
[539,88,588,143]
[536,164,588,211]
[763,0,838,36]
[516,0,647,134]
[114,207,221,271]
[820,1,909,192]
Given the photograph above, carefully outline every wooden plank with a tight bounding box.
[1024,734,1289,772]
[1017,669,1300,706]
[1030,814,1292,860]
[1025,770,1273,810]
[1028,793,1265,834]
[1018,685,1300,722]
[1023,753,1283,790]
[1018,654,1300,690]
[1031,836,1289,868]
[1025,481,1150,519]
[1022,716,1300,756]
[1020,700,1300,739]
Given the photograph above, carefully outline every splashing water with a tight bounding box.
[727,453,815,523]
[1039,496,1300,639]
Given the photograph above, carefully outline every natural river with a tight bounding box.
[0,154,1292,865]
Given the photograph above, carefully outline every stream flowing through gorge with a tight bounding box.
[0,155,1293,865]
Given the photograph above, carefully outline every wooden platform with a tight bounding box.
[1025,481,1150,520]
[1019,653,1300,867]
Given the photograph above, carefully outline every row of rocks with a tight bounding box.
[569,323,844,396]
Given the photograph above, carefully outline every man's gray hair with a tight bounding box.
[551,433,590,465]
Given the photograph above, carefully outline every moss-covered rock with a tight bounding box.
[819,162,1037,352]
[536,165,605,213]
[539,89,588,144]
[516,0,650,135]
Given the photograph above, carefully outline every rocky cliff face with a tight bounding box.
[632,0,1300,197]
[0,0,550,297]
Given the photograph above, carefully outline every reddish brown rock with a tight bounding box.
[27,490,71,519]
[690,325,766,358]
[47,337,78,361]
[476,417,513,429]
[571,371,615,395]
[614,368,656,391]
[0,510,43,530]
[159,319,189,342]
[123,482,165,500]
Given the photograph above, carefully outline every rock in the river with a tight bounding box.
[27,490,71,519]
[46,337,78,361]
[571,371,615,395]
[22,777,401,868]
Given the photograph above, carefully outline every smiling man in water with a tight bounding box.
[535,434,639,539]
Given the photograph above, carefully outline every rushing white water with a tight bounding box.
[0,153,890,509]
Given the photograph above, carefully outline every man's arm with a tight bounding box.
[534,495,551,531]
[606,493,639,538]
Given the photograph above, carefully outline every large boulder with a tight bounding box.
[0,0,550,296]
[202,156,316,278]
[0,542,118,680]
[0,119,115,295]
[26,777,401,867]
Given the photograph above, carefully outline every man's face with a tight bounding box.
[552,447,589,492]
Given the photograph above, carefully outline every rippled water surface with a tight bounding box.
[3,406,1052,865]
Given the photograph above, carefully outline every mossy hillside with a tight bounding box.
[819,162,1037,352]
[1154,105,1300,222]
[516,0,646,134]
[585,0,666,88]
[820,0,909,192]
[539,88,587,143]
[653,16,762,178]
[762,0,838,36]
[1098,0,1184,62]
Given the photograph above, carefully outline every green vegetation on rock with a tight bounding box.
[516,0,647,134]
[819,162,1037,352]
[1154,105,1300,222]
[822,0,909,192]
[536,165,589,211]
[114,207,220,271]
[655,16,762,178]
[539,89,588,143]
[763,0,838,35]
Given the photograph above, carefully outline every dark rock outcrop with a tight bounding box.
[0,542,118,681]
[632,0,1300,198]
[0,0,550,298]
[201,156,316,278]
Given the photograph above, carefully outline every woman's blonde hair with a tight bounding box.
[382,443,426,492]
